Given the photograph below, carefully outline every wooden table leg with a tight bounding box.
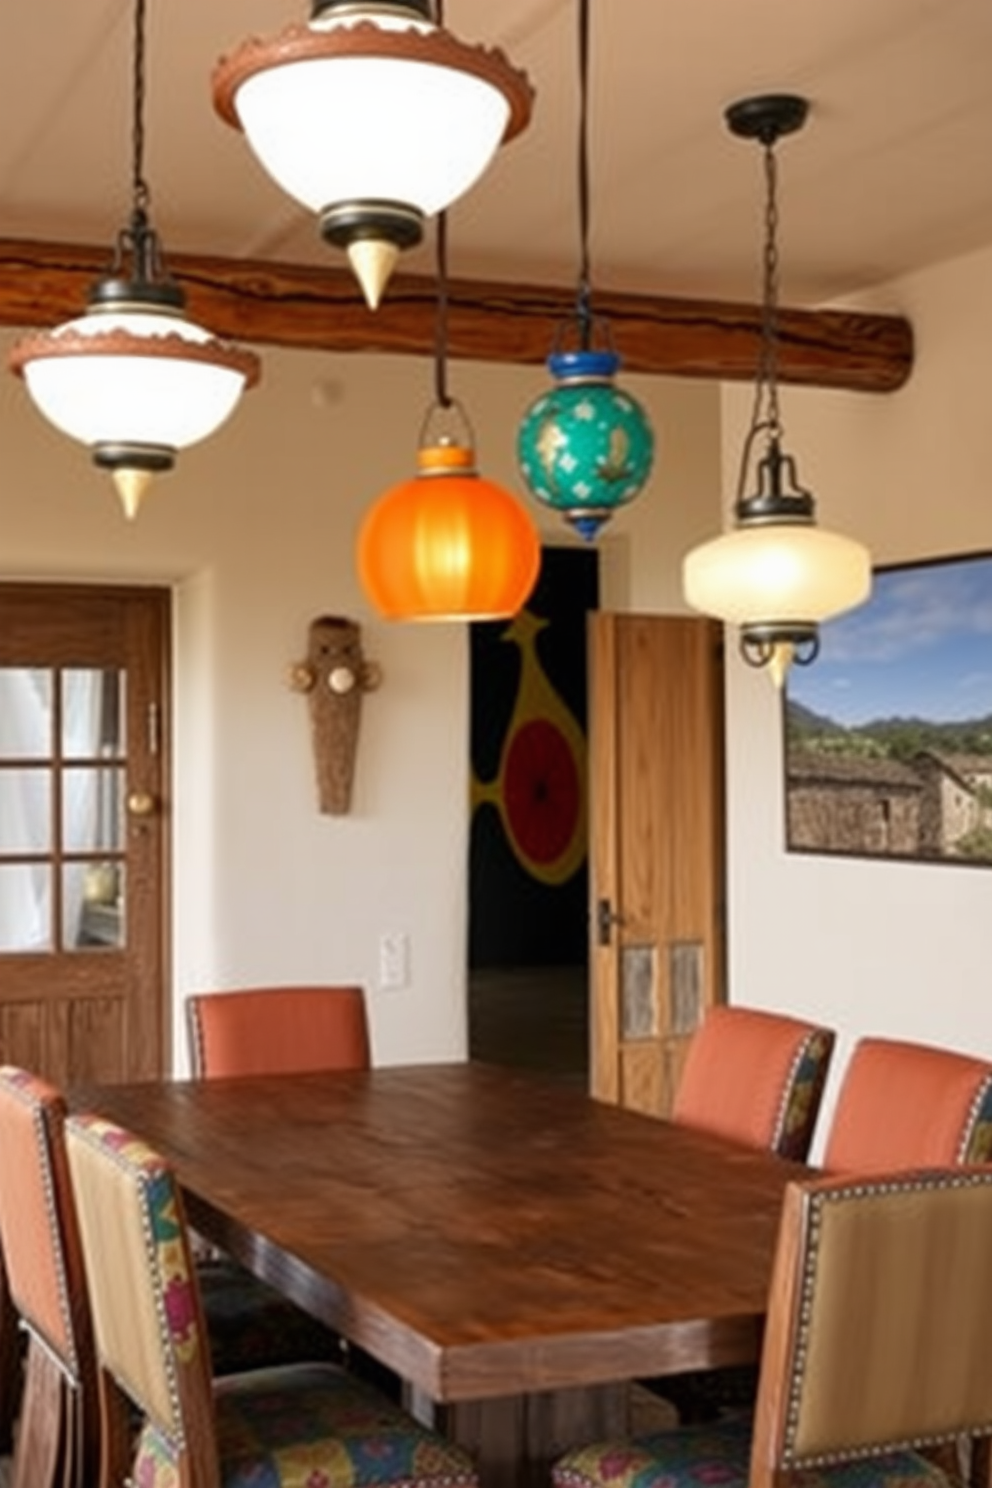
[440,1384,629,1488]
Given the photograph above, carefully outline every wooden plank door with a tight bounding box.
[588,613,725,1117]
[0,583,170,1084]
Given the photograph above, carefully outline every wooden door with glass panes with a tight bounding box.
[588,612,726,1119]
[0,584,169,1085]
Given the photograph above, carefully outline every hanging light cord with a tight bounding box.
[131,0,151,217]
[114,0,163,284]
[576,0,592,348]
[735,131,783,503]
[430,0,453,410]
[433,209,452,409]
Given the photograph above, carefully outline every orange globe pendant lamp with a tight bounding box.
[358,422,541,620]
[358,212,540,621]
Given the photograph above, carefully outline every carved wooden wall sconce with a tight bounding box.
[289,615,382,814]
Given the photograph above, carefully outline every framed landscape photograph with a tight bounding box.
[783,550,992,866]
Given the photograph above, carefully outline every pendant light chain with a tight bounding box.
[759,137,782,439]
[736,128,784,507]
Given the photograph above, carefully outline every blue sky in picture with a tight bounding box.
[787,553,992,728]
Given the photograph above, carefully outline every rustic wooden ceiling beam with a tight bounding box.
[0,237,912,393]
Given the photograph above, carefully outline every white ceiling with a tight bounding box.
[2,0,991,309]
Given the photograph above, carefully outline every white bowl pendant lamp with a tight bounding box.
[8,0,260,520]
[213,0,535,311]
[682,95,871,687]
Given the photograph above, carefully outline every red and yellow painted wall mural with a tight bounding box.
[469,547,599,968]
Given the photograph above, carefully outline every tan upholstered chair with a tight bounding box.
[557,1167,992,1488]
[0,1066,100,1488]
[672,1004,836,1162]
[186,983,371,1077]
[65,1110,479,1488]
[824,1035,992,1173]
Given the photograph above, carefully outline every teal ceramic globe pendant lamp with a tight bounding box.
[516,0,654,541]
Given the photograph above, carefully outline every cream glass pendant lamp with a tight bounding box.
[683,94,870,687]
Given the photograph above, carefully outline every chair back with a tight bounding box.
[824,1035,992,1172]
[672,1005,835,1160]
[0,1066,92,1380]
[750,1167,992,1488]
[64,1112,217,1478]
[186,984,371,1078]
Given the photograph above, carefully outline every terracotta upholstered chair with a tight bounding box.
[65,1110,479,1488]
[0,1067,100,1488]
[652,1005,834,1424]
[824,1035,992,1173]
[557,1166,992,1488]
[672,1005,836,1162]
[185,982,381,1380]
[186,983,371,1078]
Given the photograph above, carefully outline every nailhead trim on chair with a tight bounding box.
[959,1073,992,1163]
[771,1028,833,1161]
[783,1168,992,1468]
[2,1070,80,1385]
[76,1119,192,1455]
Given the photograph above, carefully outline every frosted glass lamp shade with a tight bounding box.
[683,522,872,627]
[11,309,259,452]
[358,442,541,621]
[213,7,534,307]
[9,305,260,517]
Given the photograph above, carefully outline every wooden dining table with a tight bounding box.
[72,1062,810,1488]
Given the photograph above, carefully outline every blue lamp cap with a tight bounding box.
[547,349,620,383]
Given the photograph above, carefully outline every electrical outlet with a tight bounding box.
[379,931,410,990]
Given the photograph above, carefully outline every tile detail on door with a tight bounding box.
[621,944,657,1040]
[669,940,704,1035]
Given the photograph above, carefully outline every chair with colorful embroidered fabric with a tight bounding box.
[65,1110,480,1488]
[186,983,371,1078]
[672,1004,836,1161]
[556,1166,992,1488]
[0,1066,100,1488]
[823,1035,992,1173]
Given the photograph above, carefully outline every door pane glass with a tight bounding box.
[70,863,124,950]
[0,767,51,853]
[63,766,125,853]
[0,864,52,951]
[63,669,124,759]
[0,669,52,758]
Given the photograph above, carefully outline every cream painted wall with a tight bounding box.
[723,243,992,1150]
[0,328,720,1072]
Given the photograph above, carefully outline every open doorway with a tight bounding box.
[468,547,599,1086]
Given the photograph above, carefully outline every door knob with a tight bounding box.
[127,791,156,817]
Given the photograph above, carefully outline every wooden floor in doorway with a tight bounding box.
[468,963,588,1088]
